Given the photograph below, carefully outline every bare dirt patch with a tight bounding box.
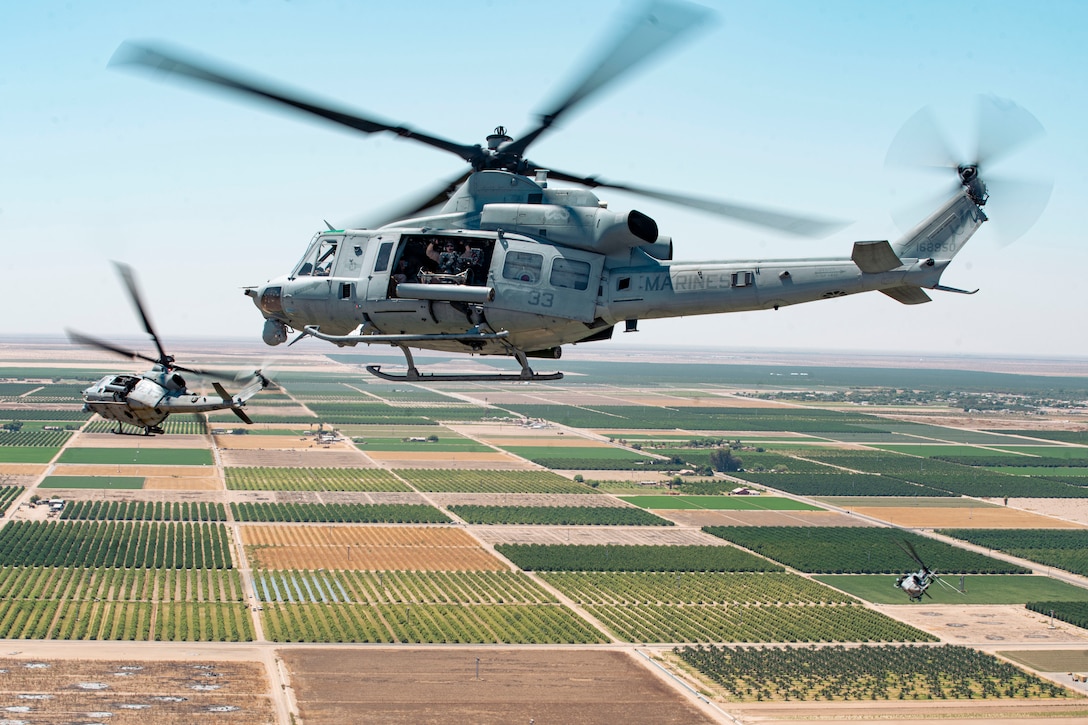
[0,464,48,476]
[143,476,222,491]
[366,451,520,463]
[0,657,273,724]
[850,506,1082,529]
[430,493,639,508]
[872,604,1088,647]
[72,433,210,449]
[281,647,716,725]
[480,436,611,448]
[219,449,370,468]
[214,436,355,451]
[659,509,869,528]
[998,498,1088,527]
[242,525,506,571]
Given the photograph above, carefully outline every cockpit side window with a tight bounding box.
[296,237,339,277]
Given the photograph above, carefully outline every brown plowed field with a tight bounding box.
[0,657,273,724]
[281,647,716,725]
[242,525,506,571]
[214,436,355,450]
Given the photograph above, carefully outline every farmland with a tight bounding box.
[5,348,1088,723]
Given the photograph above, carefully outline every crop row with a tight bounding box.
[497,544,782,573]
[497,404,882,432]
[0,486,23,515]
[940,529,1088,577]
[394,469,597,494]
[0,430,71,447]
[733,472,951,497]
[934,453,1088,468]
[0,566,246,602]
[0,521,233,569]
[61,500,226,522]
[1026,601,1088,630]
[232,502,450,524]
[585,602,932,643]
[84,417,209,435]
[541,572,851,606]
[253,569,555,605]
[0,599,253,641]
[261,602,605,644]
[675,644,1069,701]
[703,527,1028,575]
[448,505,671,526]
[799,450,1088,498]
[225,466,409,492]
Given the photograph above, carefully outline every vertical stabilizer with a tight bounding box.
[892,192,986,261]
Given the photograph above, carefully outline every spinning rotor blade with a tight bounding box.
[110,42,483,165]
[114,261,170,365]
[897,540,929,571]
[546,168,846,237]
[503,0,713,159]
[344,169,473,229]
[66,329,162,367]
[885,96,1052,245]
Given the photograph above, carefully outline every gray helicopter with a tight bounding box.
[895,540,965,602]
[69,263,270,435]
[111,1,1050,382]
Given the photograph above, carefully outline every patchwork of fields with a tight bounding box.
[3,347,1088,724]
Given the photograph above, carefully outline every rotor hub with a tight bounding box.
[958,164,988,206]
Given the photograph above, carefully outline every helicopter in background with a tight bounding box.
[895,540,965,602]
[69,263,270,435]
[110,1,1050,382]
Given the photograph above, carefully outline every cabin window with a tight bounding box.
[550,258,591,291]
[374,242,393,272]
[502,251,544,284]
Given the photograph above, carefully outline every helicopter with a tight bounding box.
[109,1,1050,382]
[68,263,271,435]
[895,540,964,602]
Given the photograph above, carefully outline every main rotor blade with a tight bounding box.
[546,168,846,237]
[110,42,483,165]
[66,329,161,367]
[897,539,926,569]
[503,0,713,158]
[348,169,473,229]
[113,261,171,365]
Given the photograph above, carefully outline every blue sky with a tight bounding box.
[2,1,1085,360]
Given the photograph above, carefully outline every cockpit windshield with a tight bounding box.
[294,236,339,277]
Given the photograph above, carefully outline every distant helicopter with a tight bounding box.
[110,1,1050,382]
[68,263,270,435]
[895,540,964,602]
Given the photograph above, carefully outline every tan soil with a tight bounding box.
[242,525,506,571]
[478,436,612,447]
[472,526,730,546]
[364,451,518,462]
[850,506,1085,529]
[281,647,717,725]
[143,476,223,491]
[0,464,49,475]
[219,450,371,468]
[872,604,1088,647]
[72,433,210,449]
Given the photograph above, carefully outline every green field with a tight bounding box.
[814,574,1088,605]
[0,446,59,463]
[40,476,145,489]
[354,437,492,452]
[620,495,822,511]
[872,444,1022,457]
[988,466,1088,477]
[57,448,213,465]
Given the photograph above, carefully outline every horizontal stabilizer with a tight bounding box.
[881,286,932,305]
[852,240,903,274]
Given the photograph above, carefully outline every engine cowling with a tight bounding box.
[480,203,658,255]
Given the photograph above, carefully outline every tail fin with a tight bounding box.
[892,192,986,261]
[211,372,270,426]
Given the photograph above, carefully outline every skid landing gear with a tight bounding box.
[366,346,563,382]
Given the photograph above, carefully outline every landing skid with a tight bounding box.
[366,346,563,383]
[112,423,162,436]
